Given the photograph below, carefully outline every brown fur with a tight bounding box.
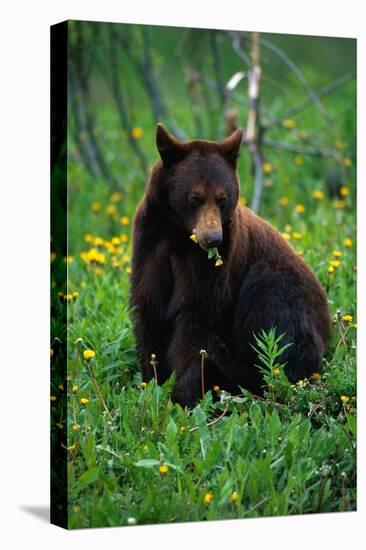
[131,124,331,407]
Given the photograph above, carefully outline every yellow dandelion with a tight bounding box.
[64,256,74,264]
[94,237,104,247]
[111,192,123,202]
[140,382,147,389]
[120,234,129,243]
[282,118,296,129]
[340,395,349,403]
[212,385,220,392]
[72,424,81,432]
[332,250,342,257]
[294,204,305,213]
[327,266,334,274]
[239,197,248,206]
[111,237,121,246]
[58,384,64,392]
[159,464,169,474]
[281,232,291,241]
[294,156,304,167]
[190,233,198,243]
[151,353,156,361]
[72,292,79,300]
[131,127,143,140]
[330,260,341,268]
[262,162,273,174]
[72,385,79,393]
[204,491,214,505]
[91,201,102,212]
[50,395,57,402]
[215,258,224,267]
[50,252,56,262]
[80,397,89,406]
[333,199,347,209]
[106,204,117,216]
[310,372,321,381]
[83,349,96,361]
[278,197,289,206]
[56,422,64,430]
[231,491,239,504]
[67,443,77,452]
[312,190,324,200]
[125,266,132,274]
[344,238,352,248]
[120,216,130,226]
[292,232,302,240]
[342,315,353,322]
[343,158,352,167]
[84,234,94,243]
[179,426,186,433]
[339,186,349,197]
[273,368,280,376]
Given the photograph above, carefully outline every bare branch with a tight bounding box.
[263,138,341,158]
[265,71,356,129]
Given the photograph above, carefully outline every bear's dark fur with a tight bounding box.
[131,124,331,408]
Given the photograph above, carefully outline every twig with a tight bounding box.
[266,71,356,129]
[263,138,340,158]
[258,36,331,125]
[199,350,207,400]
[189,403,229,432]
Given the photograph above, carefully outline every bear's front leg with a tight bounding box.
[168,320,204,408]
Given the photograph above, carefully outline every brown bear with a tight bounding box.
[131,123,331,408]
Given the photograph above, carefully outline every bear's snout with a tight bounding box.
[201,230,222,250]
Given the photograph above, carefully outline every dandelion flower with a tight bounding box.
[340,395,349,403]
[332,250,342,257]
[56,422,64,430]
[231,491,239,503]
[310,372,321,381]
[84,234,94,243]
[131,127,143,140]
[213,385,220,392]
[64,256,74,264]
[312,190,324,200]
[215,258,224,267]
[125,266,132,274]
[239,197,248,206]
[111,192,123,202]
[91,201,102,212]
[281,232,291,241]
[159,464,169,474]
[120,216,130,226]
[72,424,81,432]
[339,186,349,197]
[294,204,305,213]
[330,260,341,268]
[344,238,352,248]
[58,384,64,392]
[140,382,147,389]
[80,397,89,405]
[278,197,289,206]
[294,156,303,167]
[72,385,79,393]
[292,232,302,240]
[273,368,280,376]
[327,266,334,273]
[342,315,353,322]
[50,395,57,402]
[204,491,214,505]
[120,234,129,243]
[262,162,273,174]
[282,118,296,129]
[190,233,198,243]
[343,158,352,167]
[83,349,96,361]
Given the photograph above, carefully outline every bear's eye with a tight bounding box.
[189,195,204,208]
[217,196,228,208]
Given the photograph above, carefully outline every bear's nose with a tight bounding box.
[204,231,222,249]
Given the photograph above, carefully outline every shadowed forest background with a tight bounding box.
[51,21,356,528]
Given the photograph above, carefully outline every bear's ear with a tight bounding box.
[218,127,243,166]
[156,123,186,166]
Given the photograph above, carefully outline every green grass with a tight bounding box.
[51,68,356,528]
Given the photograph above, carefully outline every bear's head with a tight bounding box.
[154,123,243,251]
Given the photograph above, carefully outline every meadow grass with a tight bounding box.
[51,81,356,528]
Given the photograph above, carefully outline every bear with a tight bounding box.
[130,123,331,408]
